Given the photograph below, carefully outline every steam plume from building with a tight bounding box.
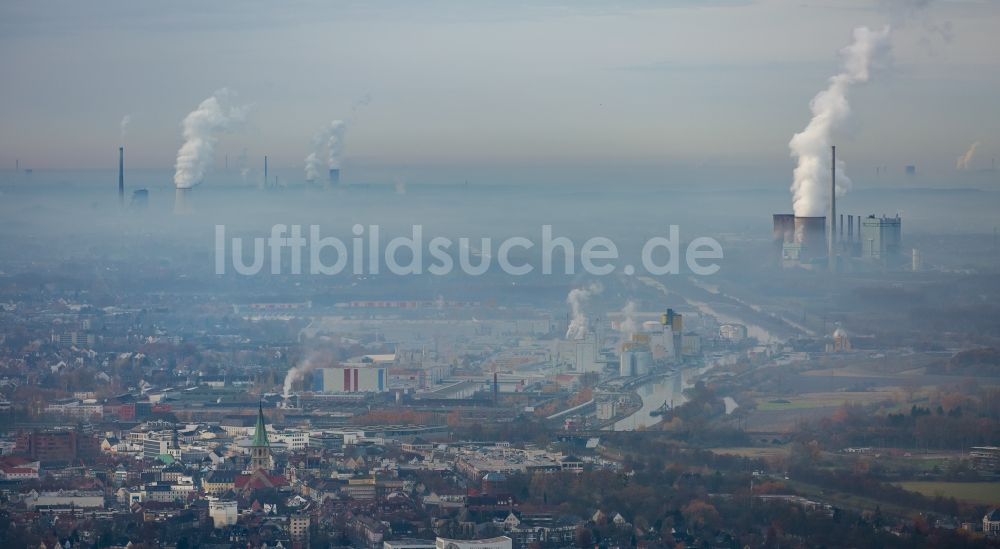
[120,115,131,143]
[956,141,980,170]
[173,89,247,189]
[789,26,891,217]
[283,353,324,398]
[565,283,602,340]
[305,120,346,182]
[616,300,638,350]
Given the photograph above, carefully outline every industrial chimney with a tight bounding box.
[829,145,836,272]
[118,146,124,206]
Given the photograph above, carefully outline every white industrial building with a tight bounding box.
[209,499,238,528]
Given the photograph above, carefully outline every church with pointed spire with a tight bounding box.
[249,401,272,471]
[234,402,287,494]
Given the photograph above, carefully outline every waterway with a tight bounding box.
[614,277,788,431]
[610,353,737,431]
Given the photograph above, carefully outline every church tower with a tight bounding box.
[249,402,272,471]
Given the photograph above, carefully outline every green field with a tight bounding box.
[896,481,1000,505]
[755,391,894,411]
[707,446,790,459]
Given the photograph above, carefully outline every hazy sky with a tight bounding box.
[1,0,998,185]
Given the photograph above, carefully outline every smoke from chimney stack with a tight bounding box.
[173,89,247,189]
[789,26,891,217]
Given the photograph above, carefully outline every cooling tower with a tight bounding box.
[773,214,795,244]
[794,216,826,257]
[174,187,192,215]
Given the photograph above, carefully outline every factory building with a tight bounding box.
[209,499,238,528]
[861,214,902,260]
[573,336,601,373]
[719,324,747,342]
[620,334,654,378]
[313,366,387,393]
[774,211,901,268]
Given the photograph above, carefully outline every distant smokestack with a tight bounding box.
[118,146,124,206]
[829,145,836,272]
[263,155,268,189]
[848,214,854,241]
[493,371,498,404]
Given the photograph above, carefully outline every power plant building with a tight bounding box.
[313,366,387,393]
[573,336,601,373]
[861,215,902,260]
[773,214,826,264]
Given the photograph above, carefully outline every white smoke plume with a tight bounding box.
[616,300,638,351]
[120,115,131,143]
[305,120,347,182]
[956,141,980,170]
[618,301,638,337]
[173,89,247,189]
[304,95,371,182]
[236,148,250,184]
[283,354,322,398]
[789,26,892,217]
[394,177,408,195]
[565,282,603,340]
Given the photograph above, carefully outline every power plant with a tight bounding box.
[774,211,903,268]
[776,144,904,269]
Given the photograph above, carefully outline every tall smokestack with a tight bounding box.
[118,146,124,206]
[264,155,268,189]
[829,145,836,272]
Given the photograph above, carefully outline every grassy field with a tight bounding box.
[755,391,896,411]
[896,481,1000,505]
[786,479,917,517]
[707,446,789,459]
